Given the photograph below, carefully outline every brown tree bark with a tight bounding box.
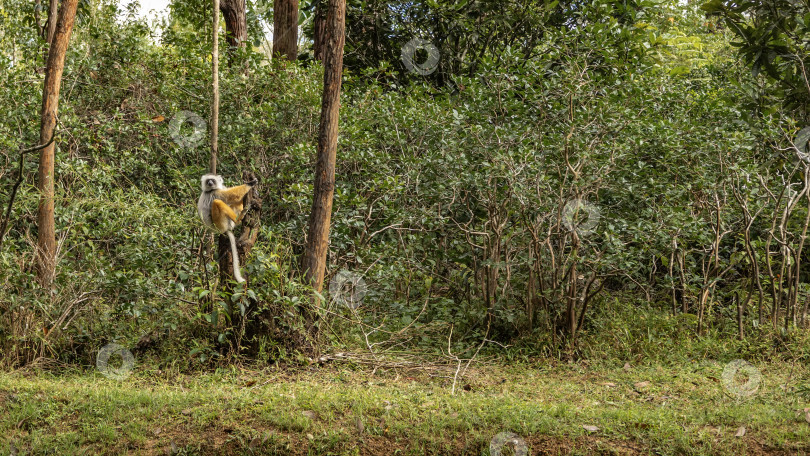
[211,0,219,175]
[34,0,44,39]
[312,0,327,61]
[37,0,79,286]
[302,0,345,325]
[219,0,247,50]
[41,0,58,65]
[273,0,299,61]
[45,0,58,44]
[36,0,78,286]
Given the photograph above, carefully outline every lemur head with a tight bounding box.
[200,174,224,192]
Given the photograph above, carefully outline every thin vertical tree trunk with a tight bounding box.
[211,0,219,175]
[678,250,688,313]
[34,0,44,39]
[669,246,677,315]
[219,0,247,50]
[526,253,535,331]
[273,0,299,60]
[210,1,258,287]
[567,262,577,337]
[45,0,58,44]
[312,0,327,61]
[42,0,58,64]
[36,0,78,286]
[212,0,230,286]
[302,0,345,329]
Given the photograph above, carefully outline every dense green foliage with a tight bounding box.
[704,0,810,114]
[1,0,810,371]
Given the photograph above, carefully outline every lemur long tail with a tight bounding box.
[227,231,245,283]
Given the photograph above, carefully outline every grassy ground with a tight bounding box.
[1,358,809,455]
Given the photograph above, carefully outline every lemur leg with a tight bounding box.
[211,200,238,233]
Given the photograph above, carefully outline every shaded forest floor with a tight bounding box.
[1,359,809,455]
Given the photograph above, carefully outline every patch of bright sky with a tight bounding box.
[119,0,275,44]
[121,0,171,20]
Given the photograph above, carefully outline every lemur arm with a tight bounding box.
[218,182,257,207]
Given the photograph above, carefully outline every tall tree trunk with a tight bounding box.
[312,0,327,61]
[45,0,58,44]
[211,0,219,175]
[36,0,78,286]
[219,0,247,50]
[42,0,58,64]
[273,0,299,60]
[302,0,345,329]
[34,0,44,39]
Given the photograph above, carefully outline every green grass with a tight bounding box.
[1,359,809,455]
